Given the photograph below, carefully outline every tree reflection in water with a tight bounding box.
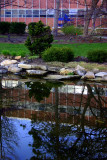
[27,81,107,160]
[0,79,19,160]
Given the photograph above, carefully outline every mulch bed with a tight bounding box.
[0,33,107,44]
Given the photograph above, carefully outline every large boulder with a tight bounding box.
[0,66,8,74]
[26,70,48,76]
[95,72,107,77]
[31,64,48,71]
[44,74,81,80]
[75,65,86,76]
[8,64,22,73]
[0,59,17,66]
[18,64,32,69]
[60,68,74,75]
[82,71,95,79]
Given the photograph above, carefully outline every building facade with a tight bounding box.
[1,0,107,29]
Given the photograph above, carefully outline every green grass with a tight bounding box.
[52,43,107,57]
[0,42,106,58]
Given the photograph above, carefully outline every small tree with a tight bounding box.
[25,21,53,58]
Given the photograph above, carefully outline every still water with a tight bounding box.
[0,76,107,160]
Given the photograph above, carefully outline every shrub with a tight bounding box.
[87,50,107,63]
[25,21,53,57]
[1,50,10,56]
[42,47,74,62]
[17,51,27,57]
[9,22,26,34]
[0,22,10,34]
[62,25,83,35]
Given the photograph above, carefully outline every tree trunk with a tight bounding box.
[53,0,60,36]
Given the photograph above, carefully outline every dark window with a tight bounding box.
[33,10,39,17]
[40,10,46,17]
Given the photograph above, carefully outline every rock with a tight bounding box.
[95,72,107,77]
[82,71,95,79]
[44,74,81,80]
[31,64,48,70]
[18,64,32,69]
[102,75,107,81]
[0,59,18,66]
[75,65,86,76]
[75,65,85,71]
[15,56,21,60]
[8,65,22,73]
[92,68,99,74]
[26,70,48,76]
[60,68,74,75]
[48,67,60,72]
[0,66,8,74]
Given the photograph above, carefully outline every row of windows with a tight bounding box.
[1,9,86,18]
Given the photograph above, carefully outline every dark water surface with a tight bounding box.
[0,76,107,160]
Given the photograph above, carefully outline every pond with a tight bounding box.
[0,75,107,160]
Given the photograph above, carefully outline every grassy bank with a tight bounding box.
[0,42,107,57]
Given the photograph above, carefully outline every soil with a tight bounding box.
[0,33,107,44]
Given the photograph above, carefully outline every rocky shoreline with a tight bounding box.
[0,56,107,82]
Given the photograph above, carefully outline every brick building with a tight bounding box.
[1,0,107,29]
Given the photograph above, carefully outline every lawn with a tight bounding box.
[0,42,106,57]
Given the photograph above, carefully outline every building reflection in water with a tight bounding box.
[0,78,107,159]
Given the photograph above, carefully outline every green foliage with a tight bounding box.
[87,50,107,63]
[17,51,27,57]
[25,21,53,57]
[0,22,10,34]
[1,50,10,56]
[62,25,83,35]
[9,22,26,34]
[10,52,17,56]
[42,47,74,62]
[67,72,74,75]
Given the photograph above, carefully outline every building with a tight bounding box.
[1,0,107,29]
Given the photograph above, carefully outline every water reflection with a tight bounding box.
[0,77,107,159]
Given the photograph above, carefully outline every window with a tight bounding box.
[19,10,26,18]
[26,10,32,17]
[12,10,18,17]
[40,10,46,17]
[78,9,85,17]
[33,10,39,17]
[47,9,54,17]
[5,10,11,17]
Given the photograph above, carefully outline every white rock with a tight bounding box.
[44,74,80,80]
[8,65,22,73]
[26,70,48,76]
[83,71,95,79]
[102,75,107,81]
[18,64,32,69]
[75,65,85,71]
[60,68,74,75]
[95,72,107,77]
[31,64,47,70]
[1,60,17,66]
[15,56,21,60]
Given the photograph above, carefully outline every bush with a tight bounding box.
[9,22,26,34]
[0,22,10,34]
[25,21,53,57]
[87,50,107,63]
[42,47,74,62]
[62,25,83,35]
[1,50,10,56]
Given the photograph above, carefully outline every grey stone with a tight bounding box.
[8,65,22,73]
[95,72,107,77]
[48,67,60,72]
[75,70,86,76]
[102,75,107,81]
[26,70,48,76]
[31,64,48,70]
[18,64,32,69]
[0,66,8,74]
[82,71,95,79]
[44,74,81,80]
[0,59,18,66]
